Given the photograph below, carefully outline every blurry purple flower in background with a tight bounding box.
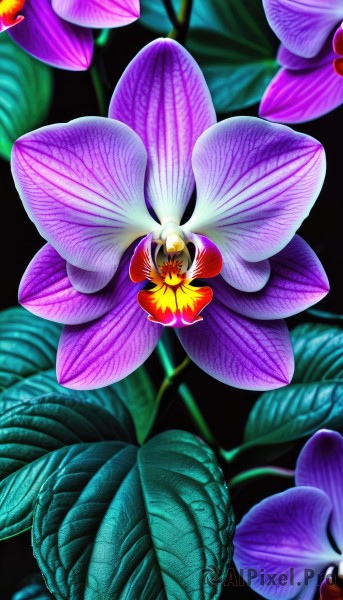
[260,0,343,123]
[234,430,343,600]
[12,39,328,391]
[6,0,140,70]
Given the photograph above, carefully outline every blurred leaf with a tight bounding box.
[33,430,234,600]
[0,393,135,539]
[306,308,343,322]
[0,34,53,160]
[244,324,343,450]
[0,307,156,443]
[140,0,278,112]
[12,586,50,600]
[12,574,52,600]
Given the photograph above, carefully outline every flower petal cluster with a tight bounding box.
[234,429,343,599]
[4,0,140,70]
[12,39,329,390]
[260,0,343,122]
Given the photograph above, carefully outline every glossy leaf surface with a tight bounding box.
[0,394,135,539]
[33,430,234,600]
[244,325,343,449]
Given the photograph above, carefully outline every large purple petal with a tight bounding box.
[212,236,329,320]
[57,267,163,389]
[296,430,343,553]
[234,487,340,599]
[220,251,271,292]
[19,244,118,325]
[52,0,139,28]
[66,263,115,294]
[186,117,325,266]
[262,0,343,58]
[8,0,93,70]
[12,118,157,291]
[259,60,343,124]
[278,39,335,70]
[109,39,216,224]
[177,299,294,390]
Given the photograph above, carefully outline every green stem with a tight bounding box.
[168,0,193,44]
[219,445,248,464]
[229,466,295,489]
[156,339,218,446]
[146,354,191,440]
[179,383,218,447]
[156,339,174,378]
[90,65,107,117]
[90,28,113,117]
[95,28,111,47]
[155,355,191,409]
[161,0,179,28]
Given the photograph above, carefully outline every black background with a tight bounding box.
[0,20,341,600]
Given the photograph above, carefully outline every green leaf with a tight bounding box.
[111,368,156,444]
[0,393,135,539]
[33,430,234,600]
[139,0,278,112]
[291,324,343,383]
[0,307,156,443]
[243,324,343,451]
[0,367,156,443]
[0,34,53,161]
[12,587,51,600]
[12,574,52,600]
[0,308,61,396]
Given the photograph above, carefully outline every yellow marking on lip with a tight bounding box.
[0,0,24,16]
[137,257,213,327]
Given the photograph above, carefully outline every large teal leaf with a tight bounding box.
[0,302,156,470]
[32,430,234,600]
[0,367,156,444]
[140,0,278,112]
[0,34,53,160]
[243,324,343,450]
[0,307,156,443]
[0,393,135,539]
[0,308,61,396]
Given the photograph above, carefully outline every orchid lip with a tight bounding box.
[129,233,222,328]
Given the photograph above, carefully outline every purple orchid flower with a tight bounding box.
[234,429,343,600]
[260,0,343,123]
[2,0,140,70]
[12,39,328,391]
